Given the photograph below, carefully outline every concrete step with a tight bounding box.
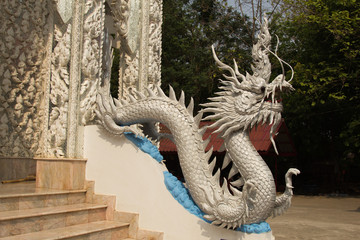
[0,203,107,237]
[0,220,130,240]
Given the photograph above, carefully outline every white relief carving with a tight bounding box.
[56,0,73,23]
[108,0,132,53]
[0,0,51,157]
[100,27,114,96]
[105,0,137,100]
[115,0,163,99]
[137,0,150,94]
[80,0,106,125]
[119,51,139,99]
[148,0,163,91]
[46,24,71,157]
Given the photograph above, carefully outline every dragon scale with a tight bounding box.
[98,91,247,221]
[110,96,212,201]
[225,130,276,223]
[96,18,299,229]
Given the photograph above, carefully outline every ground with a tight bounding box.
[268,195,360,240]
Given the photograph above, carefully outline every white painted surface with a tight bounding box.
[84,125,275,240]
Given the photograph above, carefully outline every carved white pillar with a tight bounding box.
[0,0,53,158]
[138,0,150,92]
[38,11,54,157]
[67,0,84,158]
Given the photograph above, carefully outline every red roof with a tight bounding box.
[159,119,296,156]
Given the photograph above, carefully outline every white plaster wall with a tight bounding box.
[84,125,274,240]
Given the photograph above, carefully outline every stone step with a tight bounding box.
[0,203,107,237]
[0,183,86,212]
[0,220,130,240]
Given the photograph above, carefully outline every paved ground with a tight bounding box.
[267,195,360,240]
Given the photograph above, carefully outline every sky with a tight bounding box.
[225,0,274,18]
[227,0,237,8]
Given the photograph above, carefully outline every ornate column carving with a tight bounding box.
[138,0,150,92]
[46,0,107,157]
[80,0,106,126]
[66,0,84,158]
[148,0,163,90]
[0,0,53,157]
[111,0,163,99]
[46,23,71,157]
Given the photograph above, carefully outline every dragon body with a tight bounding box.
[96,18,299,229]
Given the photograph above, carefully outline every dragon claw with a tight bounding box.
[286,168,301,178]
[243,180,257,205]
[284,168,300,194]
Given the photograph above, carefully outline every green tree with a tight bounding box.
[161,0,253,111]
[273,0,360,192]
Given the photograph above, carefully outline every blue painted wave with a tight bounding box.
[239,221,271,233]
[124,132,163,162]
[163,171,206,219]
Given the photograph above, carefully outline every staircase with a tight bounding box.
[0,181,163,240]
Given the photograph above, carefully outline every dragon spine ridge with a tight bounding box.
[96,18,300,229]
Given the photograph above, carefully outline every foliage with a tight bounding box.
[272,0,360,186]
[161,0,253,111]
[110,48,120,98]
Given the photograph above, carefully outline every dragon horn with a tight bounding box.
[211,45,244,87]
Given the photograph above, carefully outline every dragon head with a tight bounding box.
[202,18,294,154]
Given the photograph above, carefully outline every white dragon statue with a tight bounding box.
[96,18,300,230]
